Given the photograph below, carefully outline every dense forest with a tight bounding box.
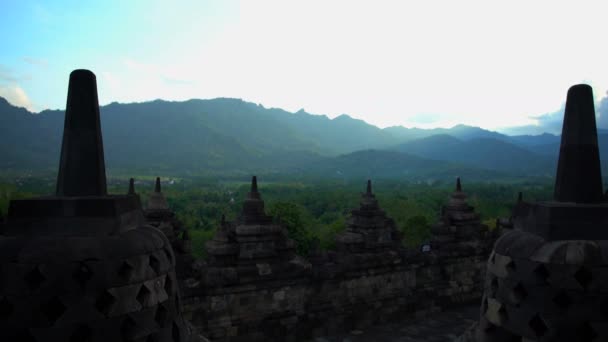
[0,177,555,258]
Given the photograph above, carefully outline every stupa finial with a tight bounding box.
[56,69,107,196]
[155,177,161,193]
[251,176,258,193]
[366,179,372,195]
[456,177,462,192]
[128,178,135,195]
[554,84,603,203]
[248,176,261,199]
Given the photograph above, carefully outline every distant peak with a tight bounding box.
[335,114,352,119]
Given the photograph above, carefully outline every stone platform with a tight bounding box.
[313,304,479,342]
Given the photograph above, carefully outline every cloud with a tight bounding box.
[596,92,608,129]
[0,65,18,83]
[22,57,49,67]
[498,91,608,135]
[0,86,35,111]
[529,107,565,134]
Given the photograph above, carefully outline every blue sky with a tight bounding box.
[1,0,607,134]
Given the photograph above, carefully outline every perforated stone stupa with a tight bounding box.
[0,70,198,341]
[204,176,310,286]
[431,178,491,251]
[145,177,186,246]
[335,180,402,254]
[145,177,193,276]
[476,84,608,342]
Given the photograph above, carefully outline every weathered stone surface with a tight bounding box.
[181,179,493,341]
[335,180,402,254]
[430,178,495,258]
[0,70,199,342]
[143,177,194,279]
[475,84,608,342]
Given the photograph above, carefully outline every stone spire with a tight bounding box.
[476,85,608,342]
[240,176,271,224]
[147,176,169,210]
[56,69,107,196]
[335,180,402,253]
[448,177,468,207]
[0,70,198,342]
[206,177,304,284]
[430,177,488,243]
[517,191,523,203]
[554,84,603,203]
[249,175,260,199]
[155,176,161,193]
[128,177,135,195]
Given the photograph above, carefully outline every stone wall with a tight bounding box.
[174,179,497,342]
[180,241,493,341]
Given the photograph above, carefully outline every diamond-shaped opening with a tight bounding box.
[574,267,593,291]
[155,304,169,327]
[16,330,37,342]
[497,306,508,322]
[121,316,137,340]
[529,314,548,337]
[490,253,496,264]
[95,290,117,316]
[149,255,161,274]
[70,324,92,342]
[553,291,572,310]
[41,296,66,325]
[490,277,499,297]
[137,284,152,308]
[24,266,45,290]
[172,321,181,342]
[533,264,550,284]
[578,322,598,342]
[164,274,173,296]
[73,263,93,288]
[512,283,528,304]
[0,297,14,319]
[505,260,516,273]
[118,260,134,279]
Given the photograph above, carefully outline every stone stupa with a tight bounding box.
[205,176,310,285]
[430,178,493,258]
[0,70,200,341]
[144,177,193,277]
[335,180,402,254]
[476,84,608,341]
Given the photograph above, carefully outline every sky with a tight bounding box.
[1,0,607,134]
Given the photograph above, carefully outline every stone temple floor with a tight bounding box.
[312,305,479,342]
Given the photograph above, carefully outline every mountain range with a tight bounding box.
[1,96,606,181]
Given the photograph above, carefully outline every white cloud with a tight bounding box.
[11,0,608,131]
[22,56,49,67]
[0,85,35,111]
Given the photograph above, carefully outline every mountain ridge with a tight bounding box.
[0,96,583,180]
